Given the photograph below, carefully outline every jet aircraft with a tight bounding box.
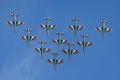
[34,41,50,60]
[62,42,78,61]
[67,18,85,37]
[40,17,56,36]
[6,13,24,32]
[77,34,92,54]
[20,28,37,48]
[95,20,112,39]
[52,32,68,50]
[48,52,63,71]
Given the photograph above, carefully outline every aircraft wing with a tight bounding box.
[50,25,56,29]
[78,26,85,30]
[45,48,51,53]
[106,28,112,32]
[62,49,78,54]
[52,39,58,44]
[95,27,102,32]
[20,36,27,40]
[62,49,68,54]
[72,50,79,54]
[61,40,68,44]
[57,60,63,64]
[52,39,67,44]
[48,59,54,64]
[17,21,24,26]
[31,36,37,40]
[40,25,46,29]
[77,41,83,46]
[34,48,41,52]
[86,42,92,46]
[67,25,74,30]
[6,21,13,26]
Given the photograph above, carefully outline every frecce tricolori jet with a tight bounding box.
[62,42,78,61]
[20,28,37,48]
[77,34,92,54]
[6,13,24,33]
[67,18,85,37]
[34,41,50,60]
[48,52,63,71]
[40,17,56,36]
[95,20,112,39]
[52,32,68,50]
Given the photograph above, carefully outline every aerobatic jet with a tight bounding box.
[6,13,24,32]
[34,41,50,60]
[62,42,78,61]
[77,34,92,54]
[48,52,63,71]
[40,17,56,36]
[20,28,37,48]
[52,32,68,50]
[95,20,112,39]
[67,18,85,37]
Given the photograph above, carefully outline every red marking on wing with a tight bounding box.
[58,60,63,64]
[78,26,85,30]
[68,25,74,30]
[50,25,56,29]
[47,59,53,64]
[52,39,57,43]
[31,36,37,40]
[20,36,27,40]
[34,48,40,52]
[73,50,79,54]
[63,40,68,44]
[95,27,102,32]
[6,21,12,26]
[62,49,68,54]
[46,48,51,53]
[40,25,46,29]
[87,42,92,46]
[106,28,112,32]
[18,21,24,25]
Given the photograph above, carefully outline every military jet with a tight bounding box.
[67,18,85,37]
[52,32,68,50]
[20,28,37,48]
[6,13,24,32]
[34,41,50,60]
[62,42,78,61]
[77,34,92,54]
[40,17,56,36]
[48,52,63,71]
[95,20,112,39]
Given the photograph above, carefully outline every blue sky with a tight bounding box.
[0,0,120,80]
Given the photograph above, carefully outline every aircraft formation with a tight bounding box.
[6,13,112,71]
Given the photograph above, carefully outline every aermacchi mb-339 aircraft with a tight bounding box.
[34,41,50,60]
[62,42,78,61]
[48,52,63,71]
[67,18,85,37]
[95,20,112,39]
[40,17,56,36]
[6,13,24,33]
[77,34,92,54]
[52,32,68,50]
[20,28,37,48]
